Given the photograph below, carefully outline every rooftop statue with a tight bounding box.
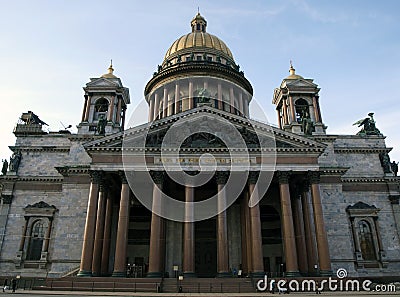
[379,152,392,174]
[353,112,382,136]
[20,111,48,126]
[391,161,398,176]
[9,151,22,173]
[1,159,8,175]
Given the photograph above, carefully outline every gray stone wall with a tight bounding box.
[48,183,90,277]
[0,132,92,277]
[318,134,400,276]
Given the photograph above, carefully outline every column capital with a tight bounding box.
[307,171,320,184]
[89,170,103,184]
[248,171,259,184]
[150,170,165,185]
[119,171,128,184]
[215,171,229,185]
[277,171,291,184]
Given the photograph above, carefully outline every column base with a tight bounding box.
[217,271,231,278]
[147,271,163,278]
[183,272,196,278]
[77,270,92,277]
[285,270,301,277]
[319,270,333,277]
[250,271,265,278]
[111,271,126,278]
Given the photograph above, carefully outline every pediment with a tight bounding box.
[282,78,317,89]
[84,106,326,153]
[86,77,121,88]
[346,201,377,210]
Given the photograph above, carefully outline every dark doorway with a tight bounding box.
[195,219,217,277]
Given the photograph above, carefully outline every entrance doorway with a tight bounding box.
[195,219,217,277]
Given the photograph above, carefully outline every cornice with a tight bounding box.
[145,61,253,96]
[16,176,63,182]
[334,147,392,154]
[319,167,349,176]
[56,166,90,177]
[9,146,70,153]
[342,177,387,183]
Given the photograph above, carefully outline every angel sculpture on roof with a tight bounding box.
[353,112,382,136]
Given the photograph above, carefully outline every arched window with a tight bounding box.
[27,220,47,260]
[94,98,109,120]
[358,220,377,261]
[346,201,386,269]
[295,98,309,123]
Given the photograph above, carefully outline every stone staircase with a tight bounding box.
[39,277,162,292]
[162,277,255,293]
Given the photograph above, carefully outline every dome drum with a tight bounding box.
[145,75,252,121]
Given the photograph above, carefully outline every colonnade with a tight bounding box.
[147,80,250,122]
[77,170,332,277]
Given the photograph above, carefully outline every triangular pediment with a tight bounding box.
[281,78,318,89]
[83,106,326,153]
[86,77,121,88]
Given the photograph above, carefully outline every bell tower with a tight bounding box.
[77,62,130,135]
[273,63,326,135]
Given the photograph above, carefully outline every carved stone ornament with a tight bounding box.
[276,171,291,184]
[307,171,320,184]
[248,171,260,184]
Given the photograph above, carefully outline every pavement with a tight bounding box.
[1,290,399,296]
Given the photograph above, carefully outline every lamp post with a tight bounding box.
[178,275,183,293]
[314,264,318,276]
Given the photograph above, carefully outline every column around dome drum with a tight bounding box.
[154,92,160,120]
[162,88,168,118]
[188,80,193,110]
[148,95,154,122]
[175,83,180,114]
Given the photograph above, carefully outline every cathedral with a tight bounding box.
[0,13,399,283]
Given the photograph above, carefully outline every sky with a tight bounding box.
[0,0,399,162]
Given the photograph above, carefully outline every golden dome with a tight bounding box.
[101,61,117,79]
[163,13,234,64]
[286,62,303,80]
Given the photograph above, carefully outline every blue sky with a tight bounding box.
[1,0,399,162]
